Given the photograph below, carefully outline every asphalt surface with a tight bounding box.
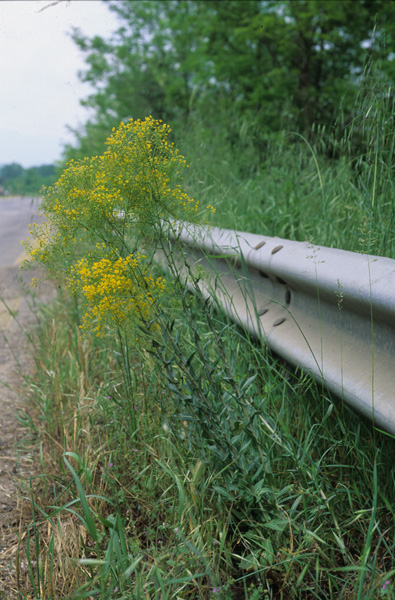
[0,196,40,267]
[0,196,54,596]
[0,196,42,330]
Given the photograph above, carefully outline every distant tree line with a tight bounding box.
[63,0,395,160]
[0,163,57,195]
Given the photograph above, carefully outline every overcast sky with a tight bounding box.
[0,0,119,167]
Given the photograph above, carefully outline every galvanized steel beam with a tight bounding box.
[161,223,395,435]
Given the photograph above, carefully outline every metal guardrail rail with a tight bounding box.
[161,222,395,435]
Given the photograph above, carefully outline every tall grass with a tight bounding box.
[17,286,395,598]
[15,66,395,599]
[179,63,395,258]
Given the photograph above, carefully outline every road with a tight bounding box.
[0,196,41,330]
[0,195,53,596]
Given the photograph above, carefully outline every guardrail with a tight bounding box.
[160,222,395,435]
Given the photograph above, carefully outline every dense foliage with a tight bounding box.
[64,0,395,160]
[0,162,57,195]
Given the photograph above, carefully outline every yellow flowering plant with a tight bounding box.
[24,116,208,336]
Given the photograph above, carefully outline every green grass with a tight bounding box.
[14,66,395,599]
[16,283,395,599]
[16,294,265,599]
[178,66,395,258]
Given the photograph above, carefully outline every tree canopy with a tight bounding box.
[0,163,57,195]
[64,0,395,159]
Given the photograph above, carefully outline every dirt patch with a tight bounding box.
[0,265,54,598]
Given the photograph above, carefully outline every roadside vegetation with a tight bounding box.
[9,1,395,599]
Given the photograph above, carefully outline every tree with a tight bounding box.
[65,0,264,157]
[64,0,395,158]
[0,162,24,181]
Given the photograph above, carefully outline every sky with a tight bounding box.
[0,0,120,168]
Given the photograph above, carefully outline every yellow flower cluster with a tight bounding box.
[23,116,213,337]
[69,253,165,336]
[100,116,198,226]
